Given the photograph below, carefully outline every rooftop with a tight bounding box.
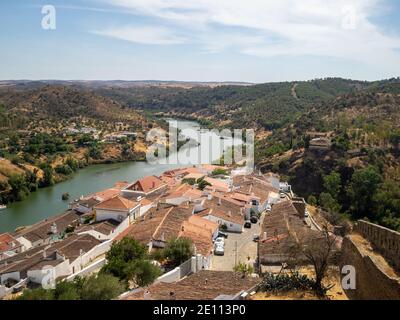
[0,233,21,252]
[125,175,167,194]
[123,271,260,300]
[95,195,139,211]
[16,211,81,243]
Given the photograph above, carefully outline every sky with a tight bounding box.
[1,0,400,82]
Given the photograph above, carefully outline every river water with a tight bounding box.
[0,119,242,233]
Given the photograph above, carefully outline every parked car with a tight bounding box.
[218,231,229,239]
[305,210,309,218]
[244,221,252,229]
[214,237,225,246]
[253,234,260,242]
[250,216,258,224]
[214,244,225,256]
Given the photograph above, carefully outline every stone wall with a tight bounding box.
[340,236,400,300]
[354,220,400,271]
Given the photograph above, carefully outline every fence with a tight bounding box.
[355,220,400,271]
[66,258,107,282]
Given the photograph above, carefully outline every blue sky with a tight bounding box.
[1,0,400,82]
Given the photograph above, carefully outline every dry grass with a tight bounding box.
[0,159,24,178]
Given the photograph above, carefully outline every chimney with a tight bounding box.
[181,225,185,232]
[207,194,212,201]
[50,222,57,234]
[218,198,222,206]
[228,211,232,217]
[263,232,267,241]
[152,181,156,189]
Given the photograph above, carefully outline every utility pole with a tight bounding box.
[234,241,238,268]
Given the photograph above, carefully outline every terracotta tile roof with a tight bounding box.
[123,271,260,300]
[231,192,260,203]
[16,211,80,243]
[0,233,21,252]
[204,177,230,192]
[95,195,139,211]
[200,195,245,225]
[140,198,153,206]
[0,234,101,275]
[115,204,174,244]
[152,205,194,242]
[126,176,167,193]
[259,200,323,265]
[88,188,122,202]
[114,181,129,189]
[178,216,218,256]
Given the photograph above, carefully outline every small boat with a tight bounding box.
[0,205,6,210]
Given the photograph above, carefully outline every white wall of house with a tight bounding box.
[1,271,21,284]
[165,196,188,206]
[15,236,33,251]
[202,215,243,233]
[139,203,153,217]
[78,230,109,241]
[0,285,7,299]
[75,204,92,215]
[27,260,70,286]
[96,206,140,224]
[69,240,112,274]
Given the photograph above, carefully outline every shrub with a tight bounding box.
[163,237,194,267]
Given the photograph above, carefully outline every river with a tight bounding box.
[0,119,242,233]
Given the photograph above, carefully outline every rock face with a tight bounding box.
[340,222,400,300]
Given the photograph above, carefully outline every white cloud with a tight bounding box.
[92,26,186,45]
[96,0,400,67]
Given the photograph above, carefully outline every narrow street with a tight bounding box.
[212,214,264,272]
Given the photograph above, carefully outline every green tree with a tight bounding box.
[319,192,341,213]
[8,174,29,201]
[39,164,54,187]
[17,287,54,300]
[323,172,341,200]
[163,237,194,267]
[347,166,382,219]
[125,260,162,287]
[80,274,124,300]
[197,178,211,191]
[307,195,317,206]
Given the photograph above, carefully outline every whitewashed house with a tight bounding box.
[94,195,140,224]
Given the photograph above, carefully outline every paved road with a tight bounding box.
[212,217,263,272]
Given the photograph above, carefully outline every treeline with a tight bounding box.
[98,78,367,131]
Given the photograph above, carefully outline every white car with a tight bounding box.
[214,244,225,256]
[214,237,225,246]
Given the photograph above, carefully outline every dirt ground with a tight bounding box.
[251,267,348,301]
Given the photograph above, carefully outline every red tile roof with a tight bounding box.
[95,195,139,211]
[0,233,21,252]
[126,176,166,193]
[122,271,260,300]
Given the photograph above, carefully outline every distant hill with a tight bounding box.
[95,78,369,130]
[0,85,143,123]
[0,80,253,90]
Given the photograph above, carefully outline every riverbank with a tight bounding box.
[0,119,238,233]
